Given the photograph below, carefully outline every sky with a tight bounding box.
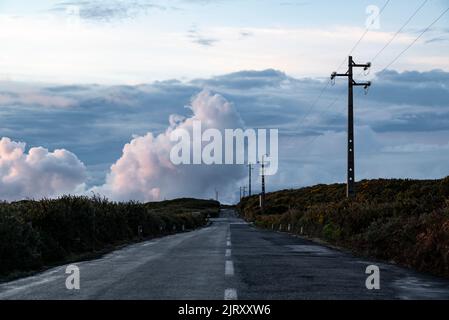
[1,0,449,83]
[0,0,448,203]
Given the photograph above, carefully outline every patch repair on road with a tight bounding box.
[285,245,337,256]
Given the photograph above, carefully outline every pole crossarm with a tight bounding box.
[352,80,371,88]
[352,62,371,69]
[331,72,348,79]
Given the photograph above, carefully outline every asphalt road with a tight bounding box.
[1,209,449,300]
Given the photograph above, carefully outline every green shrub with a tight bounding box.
[0,196,217,277]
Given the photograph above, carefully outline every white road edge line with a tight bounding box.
[225,260,234,276]
[227,240,231,247]
[224,288,238,300]
[225,249,231,257]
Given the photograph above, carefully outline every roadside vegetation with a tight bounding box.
[0,195,219,279]
[237,177,449,278]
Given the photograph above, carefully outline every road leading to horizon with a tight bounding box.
[1,209,449,300]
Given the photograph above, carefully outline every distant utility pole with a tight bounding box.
[243,186,247,198]
[247,163,253,196]
[331,56,371,198]
[239,186,242,201]
[259,155,266,209]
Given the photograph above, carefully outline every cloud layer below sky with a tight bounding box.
[1,68,449,202]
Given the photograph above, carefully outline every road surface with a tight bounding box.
[1,209,449,300]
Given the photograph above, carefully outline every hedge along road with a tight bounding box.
[1,209,449,300]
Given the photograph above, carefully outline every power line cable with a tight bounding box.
[297,86,346,151]
[379,5,449,73]
[356,0,429,78]
[371,0,429,64]
[295,0,393,151]
[295,79,331,129]
[295,0,392,131]
[297,2,449,183]
[300,4,449,162]
[296,0,391,132]
[335,0,391,72]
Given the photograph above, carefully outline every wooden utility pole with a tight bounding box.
[331,56,371,198]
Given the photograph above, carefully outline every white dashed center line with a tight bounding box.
[225,260,234,276]
[224,226,237,300]
[224,288,238,300]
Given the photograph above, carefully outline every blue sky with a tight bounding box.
[0,0,448,83]
[0,0,448,203]
[1,0,447,27]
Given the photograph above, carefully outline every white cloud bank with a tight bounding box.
[0,137,86,201]
[0,91,75,108]
[91,90,246,202]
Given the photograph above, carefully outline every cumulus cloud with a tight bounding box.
[0,137,86,201]
[92,90,246,202]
